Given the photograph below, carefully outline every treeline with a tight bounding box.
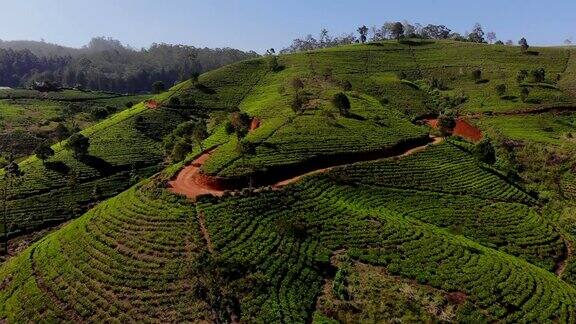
[0,37,259,93]
[282,22,510,53]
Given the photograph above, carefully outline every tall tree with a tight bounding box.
[332,92,351,116]
[357,26,369,43]
[486,32,497,44]
[34,141,55,164]
[64,133,90,158]
[518,38,529,52]
[152,81,166,94]
[421,24,451,39]
[390,22,405,40]
[468,23,485,43]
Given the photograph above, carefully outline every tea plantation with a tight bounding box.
[1,40,576,322]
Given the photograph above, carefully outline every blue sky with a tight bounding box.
[0,0,574,52]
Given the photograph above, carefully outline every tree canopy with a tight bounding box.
[64,133,90,158]
[0,38,258,93]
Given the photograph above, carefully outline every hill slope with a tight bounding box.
[1,40,576,322]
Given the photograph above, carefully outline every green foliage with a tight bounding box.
[520,86,530,102]
[332,92,351,116]
[517,69,529,83]
[0,40,257,93]
[437,112,457,136]
[473,138,496,164]
[495,84,507,96]
[530,67,546,83]
[228,111,251,137]
[168,96,181,107]
[63,133,90,158]
[472,69,482,81]
[171,139,192,162]
[267,56,281,72]
[34,141,55,163]
[152,81,166,94]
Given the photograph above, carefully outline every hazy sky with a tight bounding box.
[0,0,574,52]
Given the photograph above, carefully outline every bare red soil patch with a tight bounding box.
[145,99,159,109]
[250,118,261,131]
[426,118,482,142]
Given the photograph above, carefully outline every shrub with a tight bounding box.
[91,107,109,120]
[520,87,530,102]
[530,68,546,83]
[152,81,165,94]
[429,77,449,90]
[168,96,181,107]
[171,139,191,162]
[291,78,304,90]
[268,56,281,72]
[437,112,457,136]
[340,80,353,91]
[179,94,196,107]
[332,92,351,116]
[236,140,256,155]
[290,91,306,114]
[517,70,528,83]
[519,37,529,52]
[495,84,507,96]
[474,138,496,164]
[472,69,482,81]
[229,111,251,137]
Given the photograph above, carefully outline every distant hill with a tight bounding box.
[0,37,259,93]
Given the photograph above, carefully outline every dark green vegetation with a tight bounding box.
[0,37,258,93]
[1,40,576,322]
[0,88,151,160]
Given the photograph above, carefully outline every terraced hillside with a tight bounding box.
[1,40,576,322]
[1,144,574,322]
[0,89,151,159]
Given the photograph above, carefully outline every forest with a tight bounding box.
[0,37,258,93]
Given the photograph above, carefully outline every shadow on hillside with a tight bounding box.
[346,113,367,121]
[261,142,279,150]
[44,161,71,174]
[79,155,114,175]
[194,84,216,94]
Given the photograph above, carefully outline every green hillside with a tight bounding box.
[1,40,576,322]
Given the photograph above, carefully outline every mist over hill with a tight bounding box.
[0,37,259,93]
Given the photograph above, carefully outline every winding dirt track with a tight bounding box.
[168,136,443,199]
[168,151,223,198]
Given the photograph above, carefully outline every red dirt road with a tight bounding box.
[168,137,443,199]
[168,150,224,199]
